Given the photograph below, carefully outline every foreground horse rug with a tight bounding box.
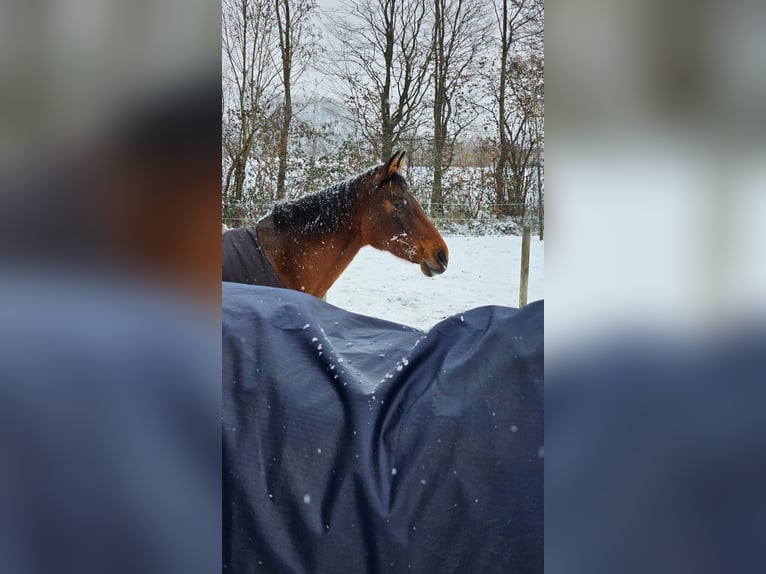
[222,283,544,572]
[222,151,449,298]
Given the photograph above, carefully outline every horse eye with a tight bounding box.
[393,199,407,211]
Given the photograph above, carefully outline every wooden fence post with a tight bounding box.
[519,224,531,307]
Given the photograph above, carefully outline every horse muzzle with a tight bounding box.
[421,250,448,277]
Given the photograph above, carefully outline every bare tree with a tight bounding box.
[490,0,543,218]
[222,0,279,213]
[533,72,544,238]
[431,0,490,215]
[329,0,433,162]
[274,0,317,200]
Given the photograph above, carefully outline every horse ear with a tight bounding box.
[384,150,406,178]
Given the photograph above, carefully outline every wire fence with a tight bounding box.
[222,201,543,237]
[222,158,544,237]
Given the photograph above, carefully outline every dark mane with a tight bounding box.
[267,165,380,234]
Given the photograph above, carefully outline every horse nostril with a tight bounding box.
[436,250,448,268]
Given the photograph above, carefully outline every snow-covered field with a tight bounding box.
[327,235,544,331]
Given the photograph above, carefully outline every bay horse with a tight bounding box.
[222,151,449,299]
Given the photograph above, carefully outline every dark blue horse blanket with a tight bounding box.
[222,227,284,287]
[222,283,544,573]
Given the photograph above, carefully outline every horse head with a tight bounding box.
[361,151,449,277]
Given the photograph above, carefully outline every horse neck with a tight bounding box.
[257,212,365,299]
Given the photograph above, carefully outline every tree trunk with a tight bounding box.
[276,101,291,200]
[432,88,446,217]
[536,145,543,239]
[276,0,292,200]
[379,0,395,162]
[509,156,524,217]
[381,122,394,162]
[230,155,246,227]
[519,171,527,221]
[494,0,511,217]
[232,156,245,203]
[494,148,508,216]
[431,0,445,217]
[432,144,444,217]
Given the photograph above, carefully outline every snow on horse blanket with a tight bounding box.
[222,283,544,573]
[222,227,284,287]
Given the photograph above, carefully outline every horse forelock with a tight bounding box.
[269,166,380,235]
[386,172,408,192]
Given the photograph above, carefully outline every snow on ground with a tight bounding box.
[327,235,544,331]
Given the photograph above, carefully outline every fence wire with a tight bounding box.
[222,202,542,236]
